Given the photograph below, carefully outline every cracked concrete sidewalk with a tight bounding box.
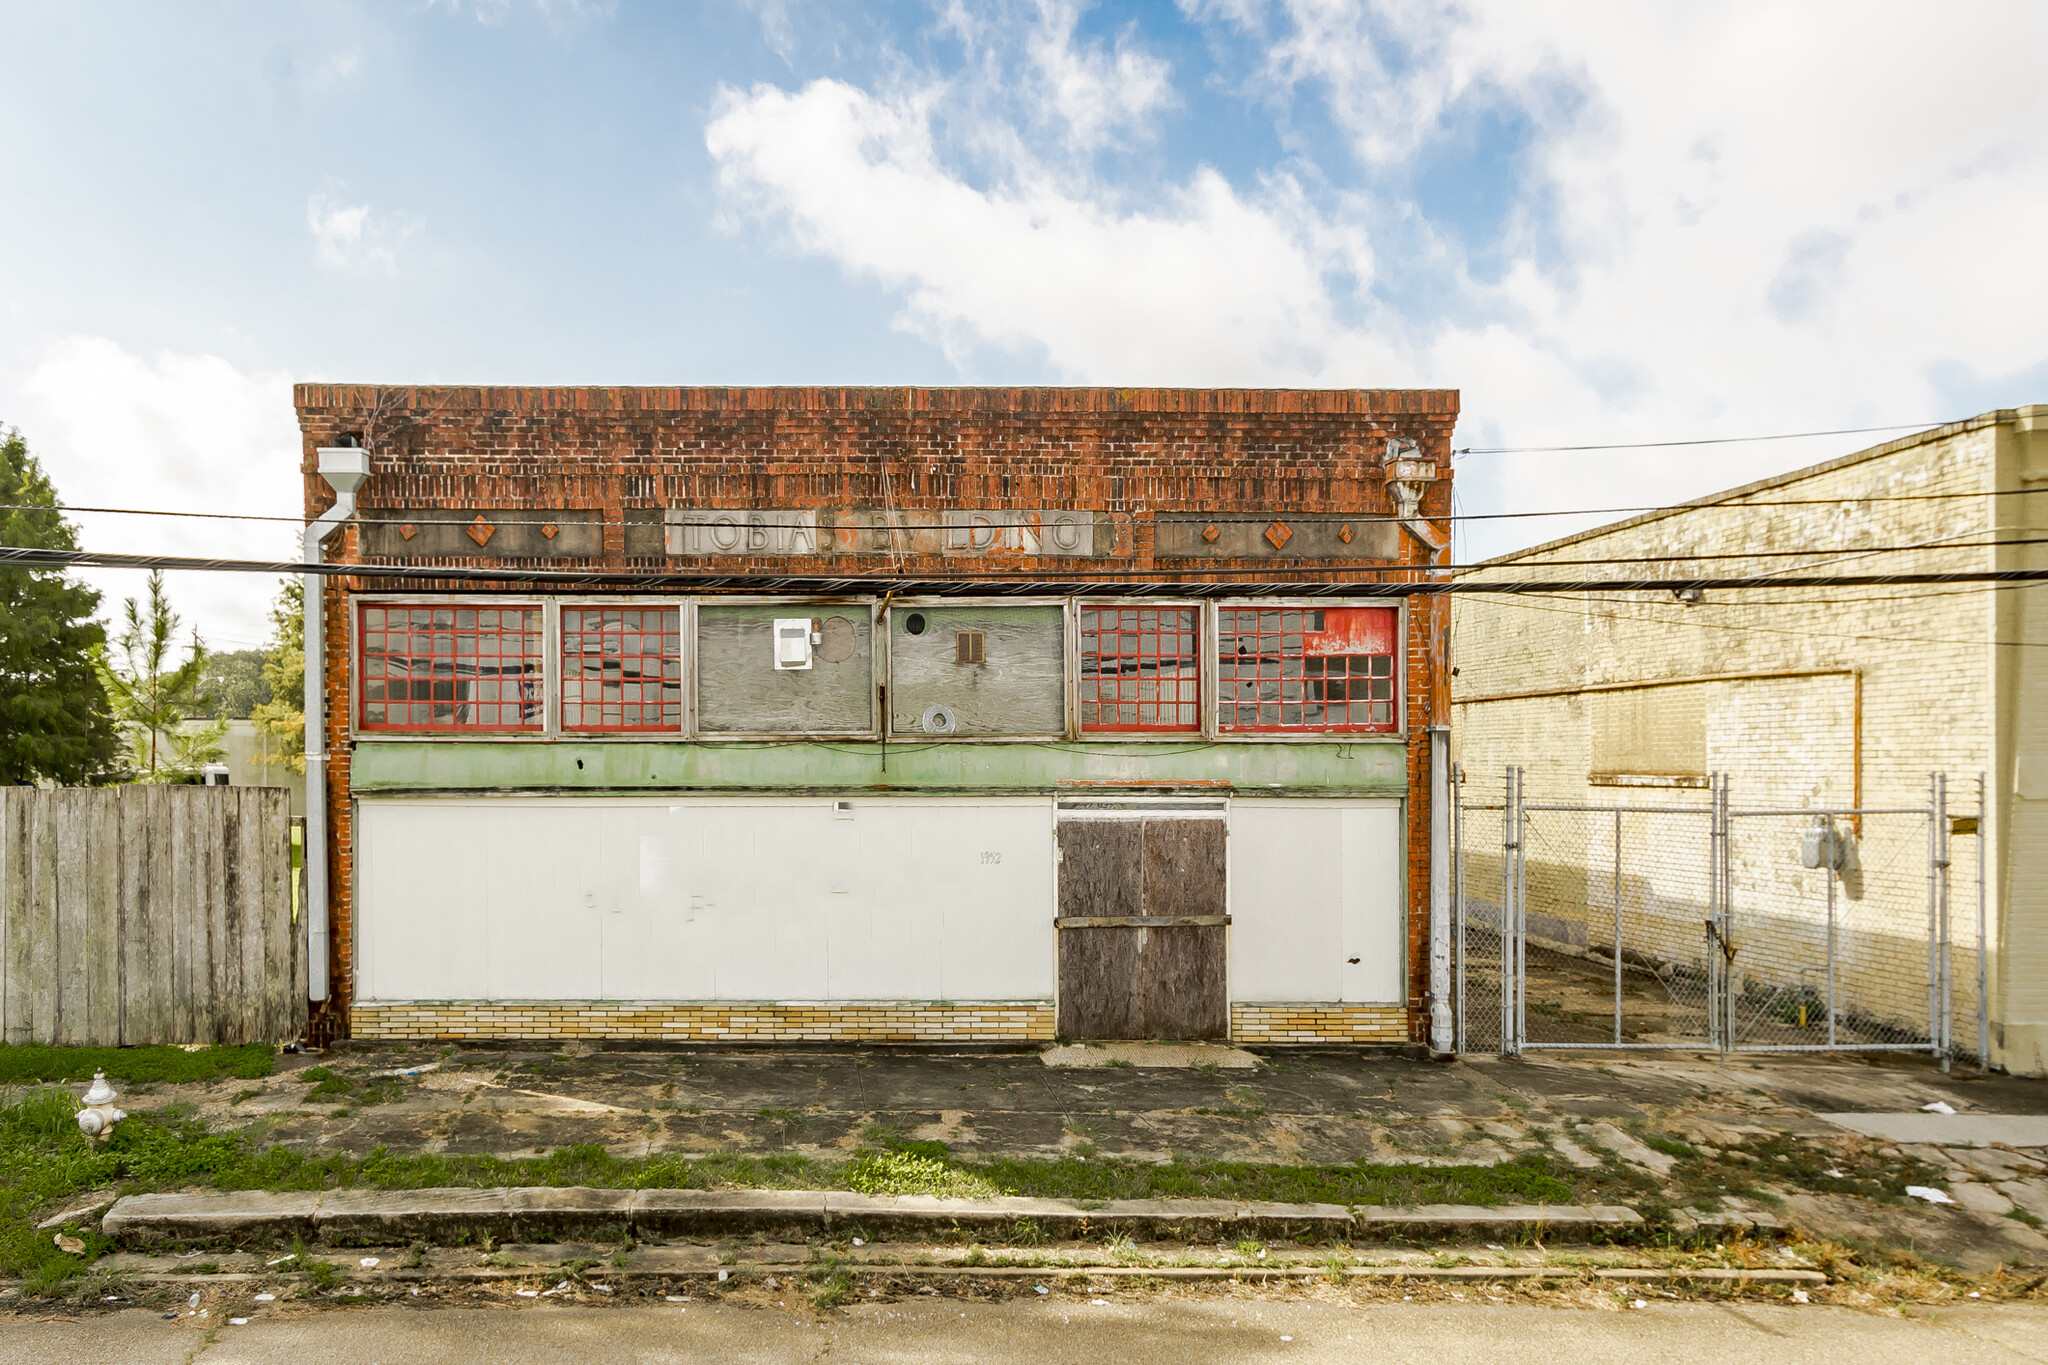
[103,1041,2048,1269]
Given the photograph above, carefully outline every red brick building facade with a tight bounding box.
[294,386,1456,1046]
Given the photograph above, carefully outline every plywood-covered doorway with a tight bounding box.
[1054,799,1228,1039]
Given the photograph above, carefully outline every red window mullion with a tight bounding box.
[358,602,544,732]
[1079,605,1201,733]
[1217,606,1398,734]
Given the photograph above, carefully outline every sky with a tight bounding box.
[1,0,2044,650]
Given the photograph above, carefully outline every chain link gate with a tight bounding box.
[1452,766,1985,1063]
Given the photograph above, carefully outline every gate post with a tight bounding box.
[1507,766,1526,1057]
[1452,762,1466,1054]
[1978,771,1990,1072]
[1710,774,1731,1059]
[1932,772,1951,1069]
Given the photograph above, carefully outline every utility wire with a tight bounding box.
[1454,420,1950,456]
[8,544,2048,598]
[13,528,2039,576]
[7,481,2046,532]
[1458,584,2048,651]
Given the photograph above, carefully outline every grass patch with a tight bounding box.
[1643,1134,1700,1161]
[844,1150,1002,1199]
[0,1042,273,1085]
[300,1068,353,1103]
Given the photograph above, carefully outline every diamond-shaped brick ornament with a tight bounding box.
[1337,523,1354,544]
[541,523,559,540]
[398,523,416,541]
[1263,520,1294,550]
[466,515,495,547]
[1202,524,1221,543]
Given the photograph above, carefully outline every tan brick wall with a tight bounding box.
[350,1001,1057,1043]
[1229,1003,1410,1044]
[1450,415,2020,1060]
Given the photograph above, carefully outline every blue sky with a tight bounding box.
[1,0,2044,647]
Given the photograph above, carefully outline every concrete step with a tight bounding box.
[100,1188,1646,1247]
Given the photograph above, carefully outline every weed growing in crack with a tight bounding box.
[807,1260,853,1310]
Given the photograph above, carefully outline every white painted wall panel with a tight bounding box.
[1228,800,1403,1003]
[1339,805,1405,1002]
[357,797,1056,1002]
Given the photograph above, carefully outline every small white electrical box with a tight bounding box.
[774,617,818,670]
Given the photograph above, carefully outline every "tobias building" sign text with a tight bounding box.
[661,508,1104,558]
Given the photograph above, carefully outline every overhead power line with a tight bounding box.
[1467,585,2048,651]
[4,480,2045,534]
[1455,420,1951,456]
[7,545,2048,598]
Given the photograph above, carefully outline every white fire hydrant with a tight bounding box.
[76,1070,126,1139]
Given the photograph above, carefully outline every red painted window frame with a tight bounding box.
[1078,604,1202,733]
[559,605,684,733]
[357,602,545,733]
[1216,605,1400,734]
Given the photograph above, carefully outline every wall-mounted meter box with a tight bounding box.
[774,617,820,670]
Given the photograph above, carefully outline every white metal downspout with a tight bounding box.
[304,447,371,1006]
[1428,724,1453,1051]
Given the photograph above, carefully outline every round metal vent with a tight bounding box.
[921,704,957,735]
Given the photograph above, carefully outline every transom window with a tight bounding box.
[561,607,683,731]
[1079,606,1200,732]
[1217,606,1398,733]
[358,604,544,731]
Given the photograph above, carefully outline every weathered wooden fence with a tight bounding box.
[0,786,304,1045]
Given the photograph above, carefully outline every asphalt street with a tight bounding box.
[6,1300,2047,1364]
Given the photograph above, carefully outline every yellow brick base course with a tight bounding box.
[349,1001,1414,1045]
[349,1002,1056,1044]
[1229,1003,1411,1045]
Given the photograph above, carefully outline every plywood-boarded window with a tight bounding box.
[1590,687,1706,785]
[889,605,1063,735]
[697,605,873,734]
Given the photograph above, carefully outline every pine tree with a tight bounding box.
[0,427,119,785]
[97,569,226,782]
[250,578,305,773]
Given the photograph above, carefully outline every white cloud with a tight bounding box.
[707,2,2048,558]
[427,0,616,25]
[307,191,415,274]
[707,79,1404,383]
[1026,0,1176,150]
[8,337,301,652]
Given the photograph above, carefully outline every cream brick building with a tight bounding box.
[1452,407,2048,1071]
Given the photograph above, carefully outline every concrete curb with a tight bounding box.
[101,1189,1645,1247]
[89,1263,1831,1289]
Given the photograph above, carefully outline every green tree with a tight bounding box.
[97,570,226,781]
[196,648,269,719]
[0,427,119,784]
[250,578,304,774]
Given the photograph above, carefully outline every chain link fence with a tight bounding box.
[1451,774,1509,1055]
[1454,767,1984,1062]
[1519,801,1716,1048]
[1724,806,1933,1051]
